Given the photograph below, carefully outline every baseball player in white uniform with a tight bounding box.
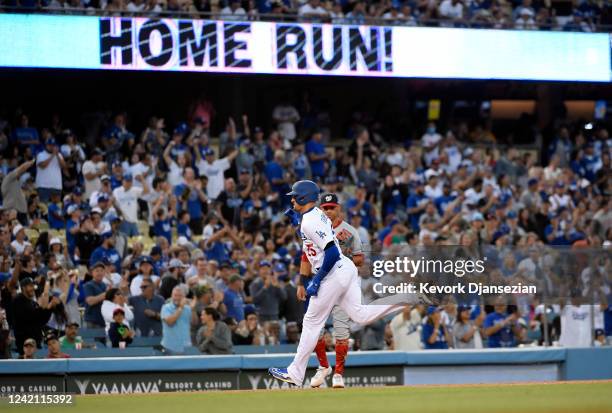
[301,193,363,389]
[269,180,412,387]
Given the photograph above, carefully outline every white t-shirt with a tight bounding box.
[444,145,462,173]
[299,207,341,271]
[112,186,144,223]
[167,161,185,188]
[129,162,149,188]
[298,3,329,16]
[82,160,104,198]
[559,304,603,347]
[11,240,31,255]
[126,1,145,12]
[390,310,422,351]
[101,301,134,333]
[421,133,442,165]
[272,104,300,141]
[197,157,231,200]
[35,151,63,190]
[130,275,161,297]
[439,0,463,19]
[219,6,247,20]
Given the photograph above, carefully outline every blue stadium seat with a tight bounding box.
[131,336,162,347]
[78,328,106,339]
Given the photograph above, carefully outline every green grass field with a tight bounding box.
[10,382,612,413]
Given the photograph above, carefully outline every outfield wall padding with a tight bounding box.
[0,347,610,392]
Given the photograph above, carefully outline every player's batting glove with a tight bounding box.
[284,208,301,227]
[306,276,321,297]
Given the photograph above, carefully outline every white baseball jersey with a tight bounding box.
[300,207,340,272]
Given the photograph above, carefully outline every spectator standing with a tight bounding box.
[130,257,161,297]
[101,288,134,333]
[89,231,120,271]
[196,307,233,354]
[453,305,484,349]
[129,278,164,337]
[1,159,35,224]
[82,262,109,328]
[250,263,287,322]
[35,138,66,203]
[82,148,107,199]
[421,122,442,166]
[559,297,604,347]
[112,172,150,237]
[12,277,57,353]
[223,274,246,322]
[174,168,207,234]
[305,131,328,181]
[483,299,521,348]
[220,0,247,20]
[422,306,451,349]
[10,225,31,256]
[161,286,192,354]
[439,0,464,26]
[298,0,329,20]
[390,305,423,351]
[196,147,238,200]
[12,114,40,152]
[272,97,300,148]
[76,216,102,266]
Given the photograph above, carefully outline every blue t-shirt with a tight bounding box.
[83,280,107,326]
[434,194,456,216]
[421,322,448,349]
[177,222,192,240]
[206,241,230,263]
[293,154,309,180]
[110,175,122,190]
[406,193,428,232]
[154,218,172,244]
[484,312,516,348]
[170,143,189,159]
[47,203,64,230]
[384,188,404,217]
[305,139,326,177]
[604,302,612,337]
[264,161,285,193]
[223,288,245,322]
[90,246,121,271]
[12,127,40,147]
[66,219,79,256]
[174,184,203,220]
[346,198,373,229]
[580,154,602,182]
[161,302,192,353]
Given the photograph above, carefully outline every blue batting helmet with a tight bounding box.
[287,180,320,205]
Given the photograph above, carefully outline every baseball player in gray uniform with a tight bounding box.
[298,193,364,389]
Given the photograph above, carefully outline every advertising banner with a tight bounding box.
[239,366,403,389]
[0,375,65,394]
[0,14,609,82]
[66,371,239,394]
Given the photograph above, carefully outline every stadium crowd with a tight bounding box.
[0,94,609,359]
[0,0,610,32]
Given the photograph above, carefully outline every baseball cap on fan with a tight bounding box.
[320,193,339,208]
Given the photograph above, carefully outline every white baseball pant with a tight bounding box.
[287,256,403,385]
